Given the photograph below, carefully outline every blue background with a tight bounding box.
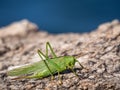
[0,0,120,33]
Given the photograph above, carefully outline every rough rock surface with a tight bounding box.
[0,19,120,90]
[0,19,38,38]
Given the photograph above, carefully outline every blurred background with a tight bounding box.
[0,0,120,33]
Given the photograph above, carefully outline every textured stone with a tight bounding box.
[0,19,38,38]
[0,19,120,90]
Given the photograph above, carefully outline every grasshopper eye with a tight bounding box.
[68,62,71,66]
[68,62,73,67]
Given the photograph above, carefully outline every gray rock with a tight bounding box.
[0,19,120,90]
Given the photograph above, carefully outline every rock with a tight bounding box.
[0,63,2,70]
[111,19,119,26]
[98,22,111,31]
[0,19,38,38]
[0,19,120,90]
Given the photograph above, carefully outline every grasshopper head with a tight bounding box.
[64,56,76,67]
[64,56,84,69]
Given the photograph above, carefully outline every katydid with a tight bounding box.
[7,42,84,82]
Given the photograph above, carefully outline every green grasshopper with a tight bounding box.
[7,42,84,83]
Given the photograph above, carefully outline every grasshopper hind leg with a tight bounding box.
[10,74,42,80]
[37,50,54,80]
[46,42,57,58]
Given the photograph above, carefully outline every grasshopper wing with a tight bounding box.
[7,61,45,76]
